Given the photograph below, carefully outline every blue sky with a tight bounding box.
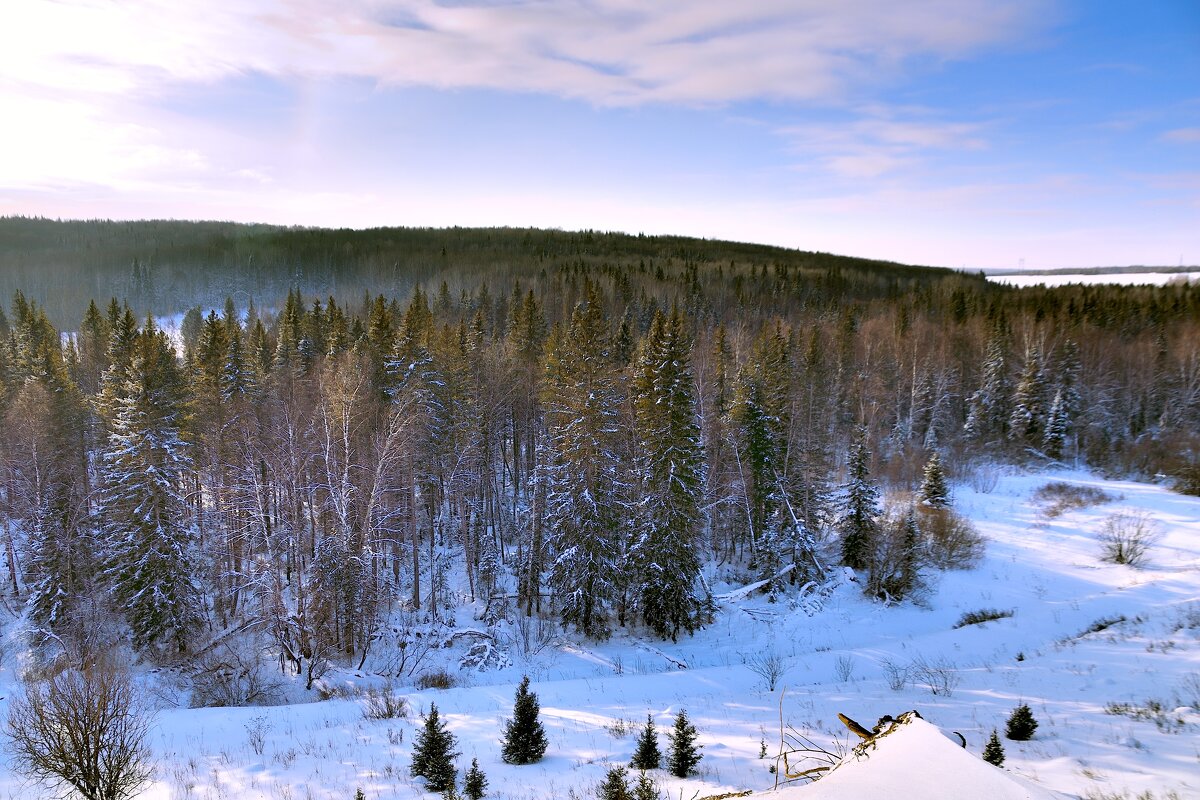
[1,0,1196,269]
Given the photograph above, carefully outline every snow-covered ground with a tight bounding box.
[1,468,1197,799]
[986,271,1200,288]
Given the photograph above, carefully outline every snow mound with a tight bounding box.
[771,714,1067,800]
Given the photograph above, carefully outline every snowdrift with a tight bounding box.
[771,714,1067,800]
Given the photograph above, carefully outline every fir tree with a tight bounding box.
[1008,343,1048,447]
[597,766,632,800]
[411,703,459,792]
[629,714,661,770]
[666,709,702,778]
[1005,703,1038,741]
[501,676,548,764]
[983,729,1005,767]
[463,758,487,800]
[919,451,950,508]
[964,326,1011,442]
[838,428,880,572]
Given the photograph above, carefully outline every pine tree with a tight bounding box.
[462,758,487,800]
[501,676,548,764]
[919,451,950,508]
[411,703,459,792]
[629,309,706,641]
[629,714,661,770]
[964,326,1011,442]
[983,729,1005,767]
[666,709,702,778]
[838,428,880,572]
[1004,703,1038,741]
[597,766,632,800]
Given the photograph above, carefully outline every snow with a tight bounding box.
[771,715,1066,800]
[987,271,1200,288]
[1,467,1198,799]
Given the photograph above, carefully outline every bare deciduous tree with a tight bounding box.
[4,663,154,800]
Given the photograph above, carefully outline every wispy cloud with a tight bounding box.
[1162,128,1200,143]
[2,0,1042,106]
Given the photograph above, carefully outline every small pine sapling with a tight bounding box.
[597,765,631,800]
[667,709,702,778]
[463,758,487,800]
[629,714,661,770]
[920,451,951,508]
[411,703,459,792]
[632,772,658,800]
[983,729,1005,767]
[1005,703,1038,741]
[501,675,549,764]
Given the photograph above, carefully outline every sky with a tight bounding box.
[0,1,1197,270]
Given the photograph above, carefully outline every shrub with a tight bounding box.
[742,651,790,691]
[954,608,1014,629]
[4,662,154,800]
[919,507,986,570]
[982,729,1005,767]
[190,640,282,707]
[1032,482,1114,517]
[417,669,457,690]
[1098,510,1157,567]
[362,685,409,720]
[1005,703,1038,741]
[910,655,960,697]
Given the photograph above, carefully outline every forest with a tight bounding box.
[0,216,1198,675]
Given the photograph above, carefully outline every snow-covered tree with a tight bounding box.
[920,451,950,508]
[1008,342,1048,448]
[838,428,880,572]
[965,326,1011,442]
[629,309,706,640]
[98,320,202,652]
[540,284,626,638]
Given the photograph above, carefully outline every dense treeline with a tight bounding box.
[0,218,1197,673]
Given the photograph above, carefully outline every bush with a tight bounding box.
[4,662,155,800]
[1032,482,1114,517]
[190,640,282,707]
[1098,510,1157,567]
[1005,703,1038,741]
[919,507,985,570]
[417,669,457,690]
[954,608,1014,629]
[362,685,409,720]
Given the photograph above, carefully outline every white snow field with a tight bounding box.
[1,468,1197,800]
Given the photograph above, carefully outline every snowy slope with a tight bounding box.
[0,467,1197,800]
[772,715,1066,800]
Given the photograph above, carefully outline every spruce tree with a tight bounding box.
[919,451,950,508]
[411,703,459,792]
[462,758,487,800]
[501,676,548,764]
[838,428,880,572]
[597,766,631,800]
[667,709,702,778]
[632,772,658,800]
[1009,344,1048,447]
[983,729,1005,767]
[629,714,661,770]
[629,309,706,641]
[1005,703,1038,741]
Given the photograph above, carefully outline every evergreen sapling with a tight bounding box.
[983,729,1005,767]
[629,714,661,770]
[1005,703,1038,741]
[597,766,631,800]
[667,709,702,778]
[463,758,487,800]
[411,703,459,792]
[501,675,548,764]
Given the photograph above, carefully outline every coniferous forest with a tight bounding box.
[1,216,1198,669]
